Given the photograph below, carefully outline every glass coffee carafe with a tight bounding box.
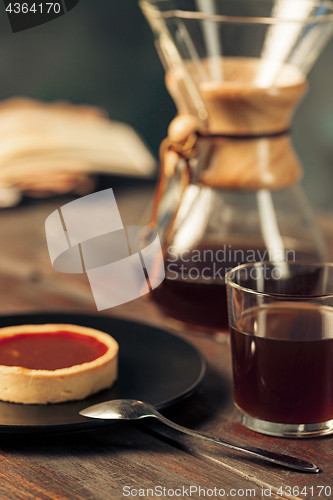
[140,0,333,336]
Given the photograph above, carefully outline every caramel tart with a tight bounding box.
[0,324,118,404]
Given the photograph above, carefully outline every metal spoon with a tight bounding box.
[80,399,320,473]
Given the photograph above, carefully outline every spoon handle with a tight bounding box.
[152,414,320,473]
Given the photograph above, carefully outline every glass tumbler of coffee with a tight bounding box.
[226,262,333,438]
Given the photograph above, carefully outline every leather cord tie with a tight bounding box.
[167,128,291,160]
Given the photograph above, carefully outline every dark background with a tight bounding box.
[0,0,332,211]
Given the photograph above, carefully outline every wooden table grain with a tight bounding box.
[0,182,332,500]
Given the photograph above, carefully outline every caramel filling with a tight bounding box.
[0,331,108,370]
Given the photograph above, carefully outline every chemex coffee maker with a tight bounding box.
[140,0,333,336]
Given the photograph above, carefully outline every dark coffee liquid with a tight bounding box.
[151,244,243,331]
[231,303,333,424]
[152,278,227,331]
[151,244,317,332]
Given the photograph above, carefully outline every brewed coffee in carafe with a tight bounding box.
[140,0,333,334]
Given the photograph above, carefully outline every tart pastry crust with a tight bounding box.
[0,324,118,404]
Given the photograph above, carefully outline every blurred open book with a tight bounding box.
[0,98,156,206]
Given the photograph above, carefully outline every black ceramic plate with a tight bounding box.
[0,313,206,433]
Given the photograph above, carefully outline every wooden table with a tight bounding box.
[0,181,333,500]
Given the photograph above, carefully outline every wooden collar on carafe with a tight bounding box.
[164,114,302,190]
